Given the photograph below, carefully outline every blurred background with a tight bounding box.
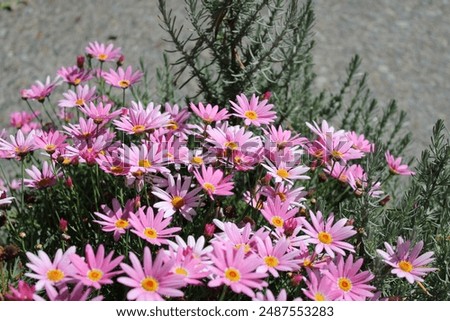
[0,0,448,157]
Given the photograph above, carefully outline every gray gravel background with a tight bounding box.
[0,0,449,158]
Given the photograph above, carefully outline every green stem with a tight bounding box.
[41,100,57,125]
[20,160,25,216]
[219,285,228,301]
[25,100,43,126]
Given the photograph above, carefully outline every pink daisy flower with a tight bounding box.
[263,125,308,151]
[207,242,268,298]
[255,236,301,277]
[166,247,210,285]
[306,120,345,141]
[57,65,92,86]
[113,101,170,135]
[25,247,76,298]
[58,85,96,108]
[260,195,299,230]
[163,103,191,138]
[118,247,186,301]
[346,131,374,153]
[323,254,375,301]
[152,174,203,221]
[206,124,261,154]
[261,182,306,206]
[167,235,213,263]
[301,210,356,258]
[190,102,230,123]
[128,207,181,245]
[4,281,35,301]
[0,191,15,207]
[230,93,276,126]
[319,134,364,164]
[24,161,61,190]
[79,101,122,125]
[254,289,288,301]
[212,220,270,255]
[261,158,309,184]
[103,66,143,89]
[385,151,415,176]
[0,129,36,159]
[63,117,101,141]
[303,270,340,301]
[93,198,135,241]
[70,244,123,289]
[96,150,130,176]
[34,283,103,301]
[86,41,122,62]
[22,76,59,102]
[193,165,234,199]
[34,130,68,155]
[119,143,168,177]
[10,111,41,133]
[376,237,437,284]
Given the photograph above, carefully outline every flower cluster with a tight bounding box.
[0,42,433,301]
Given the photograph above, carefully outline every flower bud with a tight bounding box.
[117,54,125,67]
[283,217,298,236]
[204,223,216,238]
[262,91,272,100]
[64,177,73,189]
[76,55,85,69]
[59,218,68,232]
[291,273,303,286]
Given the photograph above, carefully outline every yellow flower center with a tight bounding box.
[171,196,185,209]
[264,256,279,268]
[271,216,284,228]
[303,258,314,268]
[203,182,216,193]
[143,227,158,239]
[138,159,152,168]
[47,269,65,282]
[118,80,130,88]
[331,150,344,161]
[132,169,144,178]
[389,168,400,175]
[75,98,85,106]
[131,124,146,134]
[141,277,159,292]
[191,156,203,165]
[45,144,56,154]
[37,177,53,189]
[115,219,129,229]
[338,174,348,183]
[318,231,333,245]
[62,157,72,165]
[314,292,326,301]
[225,141,239,150]
[14,147,29,157]
[98,53,108,61]
[110,165,124,174]
[93,118,104,125]
[276,192,287,202]
[276,168,290,179]
[244,110,258,120]
[174,267,188,276]
[224,267,241,282]
[235,243,251,254]
[398,260,413,273]
[87,269,103,282]
[338,277,352,292]
[167,120,179,131]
